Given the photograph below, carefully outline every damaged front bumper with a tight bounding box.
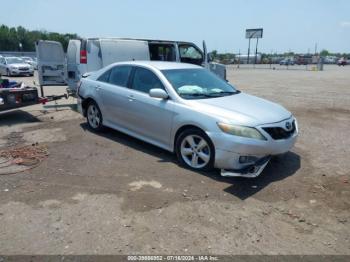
[221,156,271,178]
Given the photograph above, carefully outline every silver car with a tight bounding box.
[0,57,34,76]
[78,61,298,177]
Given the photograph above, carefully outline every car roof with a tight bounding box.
[111,61,202,70]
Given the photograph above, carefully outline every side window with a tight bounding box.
[108,66,132,87]
[178,44,203,65]
[131,67,164,93]
[149,44,176,61]
[97,69,111,83]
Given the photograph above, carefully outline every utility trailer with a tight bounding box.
[0,86,68,113]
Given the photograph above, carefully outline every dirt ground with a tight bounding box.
[0,65,349,255]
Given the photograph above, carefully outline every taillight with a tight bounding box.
[80,50,87,64]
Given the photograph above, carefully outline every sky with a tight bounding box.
[0,0,349,54]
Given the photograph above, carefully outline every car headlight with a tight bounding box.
[217,122,266,140]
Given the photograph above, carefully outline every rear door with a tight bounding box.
[99,39,150,67]
[36,40,66,86]
[97,65,134,128]
[66,39,81,91]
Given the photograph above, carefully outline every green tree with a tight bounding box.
[0,24,79,51]
[320,49,330,57]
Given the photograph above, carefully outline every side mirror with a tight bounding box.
[149,88,169,99]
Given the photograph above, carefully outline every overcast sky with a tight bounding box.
[1,0,349,53]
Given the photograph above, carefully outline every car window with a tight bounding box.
[108,66,132,87]
[162,68,237,99]
[178,44,203,65]
[97,69,111,83]
[131,67,164,93]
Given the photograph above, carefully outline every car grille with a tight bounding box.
[19,67,29,71]
[263,121,296,140]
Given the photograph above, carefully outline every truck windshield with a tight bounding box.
[162,68,238,99]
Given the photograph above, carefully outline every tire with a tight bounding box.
[175,128,215,171]
[86,101,104,131]
[6,69,11,77]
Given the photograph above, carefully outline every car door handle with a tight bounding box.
[127,95,135,101]
[95,85,101,91]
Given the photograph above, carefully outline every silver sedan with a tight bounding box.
[78,61,298,177]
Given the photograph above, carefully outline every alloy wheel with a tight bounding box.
[180,134,211,169]
[87,104,101,129]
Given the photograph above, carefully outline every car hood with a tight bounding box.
[187,92,292,126]
[9,63,31,68]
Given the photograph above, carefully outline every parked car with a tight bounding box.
[21,56,38,70]
[0,56,34,76]
[337,58,347,66]
[279,58,295,66]
[77,61,298,178]
[36,38,225,94]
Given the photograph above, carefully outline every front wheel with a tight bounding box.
[86,101,104,131]
[175,129,215,171]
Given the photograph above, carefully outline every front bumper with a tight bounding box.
[10,69,33,75]
[208,117,298,177]
[221,156,271,178]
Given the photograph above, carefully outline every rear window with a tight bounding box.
[97,69,111,83]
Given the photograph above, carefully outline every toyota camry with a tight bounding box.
[77,61,298,177]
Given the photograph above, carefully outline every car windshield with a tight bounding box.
[162,68,238,99]
[6,57,24,64]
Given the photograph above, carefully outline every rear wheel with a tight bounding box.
[175,129,215,171]
[86,101,104,131]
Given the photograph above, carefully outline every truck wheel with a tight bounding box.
[86,101,104,131]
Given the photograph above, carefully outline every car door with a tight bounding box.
[35,40,66,86]
[126,66,174,147]
[97,65,134,129]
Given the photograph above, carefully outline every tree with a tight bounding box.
[0,24,79,51]
[320,49,330,57]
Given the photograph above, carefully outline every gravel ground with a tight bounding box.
[0,65,349,255]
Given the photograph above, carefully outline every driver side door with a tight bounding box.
[125,66,175,148]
